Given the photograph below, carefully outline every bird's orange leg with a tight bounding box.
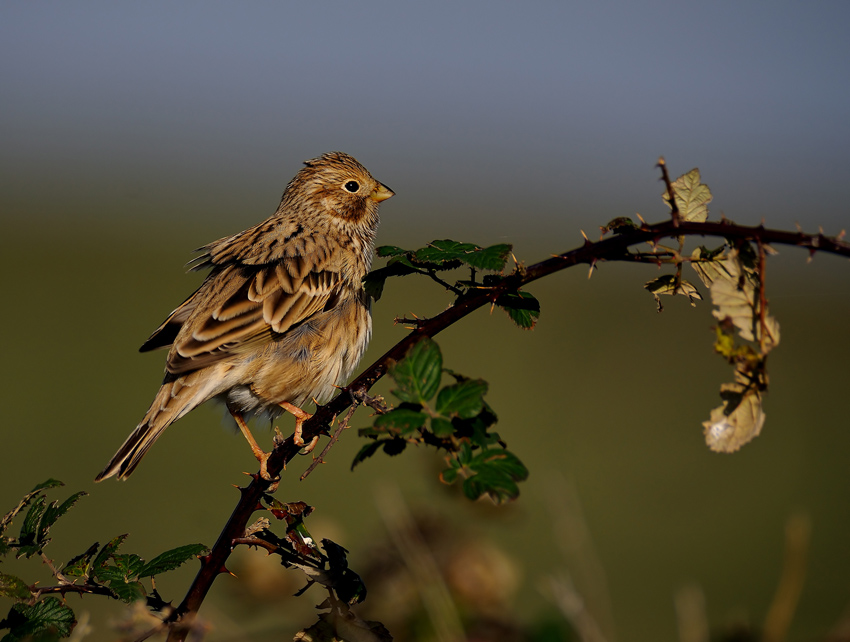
[279,402,320,453]
[230,410,273,480]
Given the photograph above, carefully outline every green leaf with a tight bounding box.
[412,240,512,271]
[105,579,146,604]
[456,443,474,465]
[90,534,129,583]
[0,573,30,600]
[363,262,419,301]
[463,244,512,271]
[463,472,521,504]
[1,482,65,546]
[29,480,64,493]
[390,338,443,404]
[96,551,147,603]
[381,439,408,457]
[496,291,541,329]
[462,450,529,503]
[375,245,410,258]
[61,542,100,579]
[351,438,408,469]
[357,426,389,438]
[474,449,528,480]
[464,405,501,449]
[374,409,428,435]
[439,467,459,485]
[11,490,81,557]
[110,553,145,580]
[1,597,76,641]
[439,446,529,503]
[387,254,418,269]
[138,544,208,578]
[16,496,47,558]
[413,240,480,266]
[36,492,87,549]
[663,168,712,222]
[430,417,455,438]
[351,441,385,469]
[436,380,488,419]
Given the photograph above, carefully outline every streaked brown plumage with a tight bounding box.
[96,152,393,481]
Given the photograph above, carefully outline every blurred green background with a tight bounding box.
[2,3,850,641]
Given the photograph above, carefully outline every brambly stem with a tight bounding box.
[164,213,850,640]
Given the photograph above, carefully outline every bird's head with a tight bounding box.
[280,151,394,228]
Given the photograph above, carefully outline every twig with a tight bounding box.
[351,387,390,415]
[300,402,359,481]
[231,537,279,555]
[31,583,117,600]
[426,269,464,296]
[394,315,429,327]
[657,157,680,226]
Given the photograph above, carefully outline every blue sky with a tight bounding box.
[3,2,849,243]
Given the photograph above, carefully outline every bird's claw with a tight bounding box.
[298,435,320,455]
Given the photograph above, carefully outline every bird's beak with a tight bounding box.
[370,182,395,203]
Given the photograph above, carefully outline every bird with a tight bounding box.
[95,152,394,481]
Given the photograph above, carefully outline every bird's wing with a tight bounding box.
[139,289,203,352]
[164,250,343,376]
[140,218,329,353]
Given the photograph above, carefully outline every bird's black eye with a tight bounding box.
[344,180,360,193]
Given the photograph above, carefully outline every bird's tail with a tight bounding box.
[95,376,209,481]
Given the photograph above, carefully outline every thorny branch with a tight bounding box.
[163,215,850,640]
[30,584,117,600]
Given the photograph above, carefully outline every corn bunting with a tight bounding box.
[96,152,393,481]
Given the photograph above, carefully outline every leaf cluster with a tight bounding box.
[234,498,381,638]
[352,338,529,503]
[0,480,207,641]
[60,535,207,604]
[693,243,779,452]
[625,168,779,452]
[364,239,541,329]
[658,170,778,451]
